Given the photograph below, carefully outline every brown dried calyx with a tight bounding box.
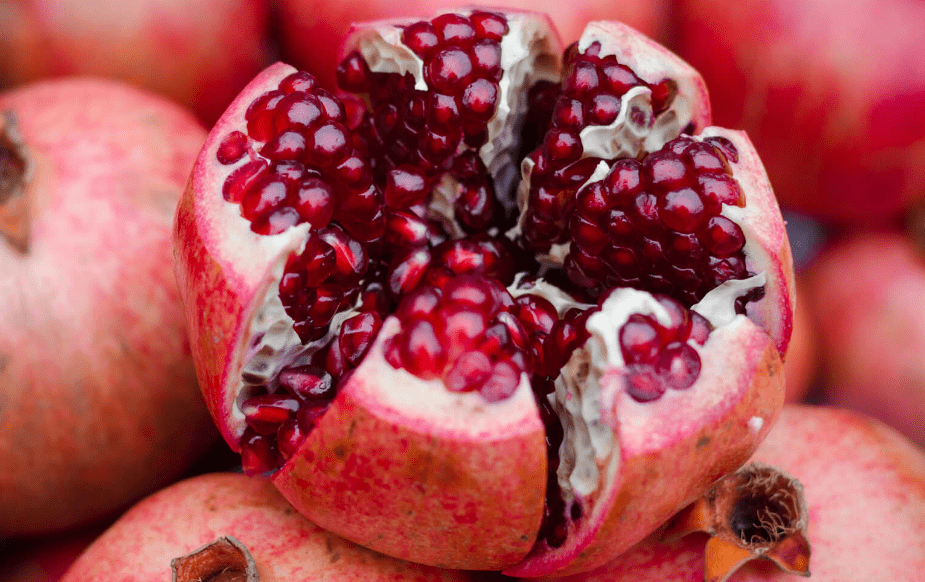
[0,111,31,253]
[171,536,259,582]
[663,462,811,582]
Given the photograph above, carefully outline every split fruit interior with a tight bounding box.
[174,9,793,577]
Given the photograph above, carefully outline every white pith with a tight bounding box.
[347,11,562,230]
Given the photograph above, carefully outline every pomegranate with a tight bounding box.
[782,279,816,403]
[0,0,270,124]
[0,527,103,582]
[277,0,670,91]
[0,78,217,536]
[59,473,471,582]
[533,404,925,581]
[174,9,794,575]
[673,0,925,226]
[806,231,925,447]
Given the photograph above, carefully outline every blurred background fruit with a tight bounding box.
[672,0,925,227]
[0,77,218,537]
[806,231,925,448]
[0,0,272,125]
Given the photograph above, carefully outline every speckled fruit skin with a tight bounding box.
[674,0,925,226]
[277,0,669,91]
[0,78,217,536]
[0,0,270,124]
[59,473,473,582]
[807,232,925,447]
[533,404,925,582]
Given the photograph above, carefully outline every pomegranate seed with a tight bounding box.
[658,187,706,233]
[223,160,267,203]
[294,177,335,228]
[444,350,492,392]
[389,246,432,297]
[242,394,300,431]
[241,175,288,221]
[657,343,701,390]
[563,60,600,98]
[279,71,317,93]
[469,11,508,40]
[217,131,248,164]
[690,312,712,345]
[471,39,502,80]
[260,130,307,161]
[277,418,305,459]
[399,320,447,378]
[307,121,351,167]
[479,359,521,402]
[426,48,473,94]
[240,429,279,476]
[337,52,371,92]
[625,365,666,402]
[461,78,499,120]
[402,21,440,57]
[339,311,382,367]
[275,92,325,130]
[384,165,429,208]
[432,13,476,46]
[701,215,746,257]
[620,314,662,364]
[516,295,558,336]
[278,366,335,401]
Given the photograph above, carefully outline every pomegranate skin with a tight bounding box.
[0,0,270,124]
[504,315,785,577]
[807,232,925,446]
[277,0,669,91]
[59,473,472,582]
[535,404,925,581]
[0,78,217,536]
[674,0,925,226]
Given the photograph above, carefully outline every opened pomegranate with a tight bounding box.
[59,473,471,582]
[174,9,794,575]
[535,405,925,582]
[0,78,217,536]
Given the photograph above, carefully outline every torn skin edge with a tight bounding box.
[171,536,259,582]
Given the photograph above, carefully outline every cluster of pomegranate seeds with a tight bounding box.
[336,11,511,230]
[383,274,534,401]
[566,134,750,305]
[239,365,337,475]
[617,294,711,402]
[520,41,677,250]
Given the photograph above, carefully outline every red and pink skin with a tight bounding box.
[174,14,794,577]
[674,0,925,226]
[0,0,270,124]
[277,0,671,91]
[58,473,472,582]
[0,78,216,537]
[807,232,925,447]
[534,405,925,582]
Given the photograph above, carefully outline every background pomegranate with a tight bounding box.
[672,0,925,226]
[276,0,670,91]
[0,0,271,124]
[0,527,103,582]
[528,404,925,581]
[59,472,472,582]
[806,231,925,447]
[0,77,217,536]
[175,8,793,576]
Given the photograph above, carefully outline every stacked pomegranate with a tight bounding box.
[174,9,794,577]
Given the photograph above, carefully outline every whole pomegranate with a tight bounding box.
[0,527,102,582]
[806,231,925,447]
[0,78,217,536]
[673,0,925,226]
[174,9,794,576]
[533,404,925,581]
[0,0,270,124]
[277,0,670,91]
[60,472,471,582]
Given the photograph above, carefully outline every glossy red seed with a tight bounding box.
[241,176,288,220]
[275,92,324,130]
[278,366,335,401]
[461,78,498,120]
[563,60,600,98]
[253,207,301,235]
[429,93,460,126]
[384,165,429,208]
[261,130,307,161]
[445,350,492,392]
[307,121,351,167]
[658,187,706,233]
[240,429,279,475]
[696,173,744,208]
[620,314,662,364]
[600,60,641,95]
[399,319,447,378]
[644,150,688,191]
[294,177,334,228]
[479,359,521,402]
[657,343,701,390]
[339,311,382,367]
[471,39,502,80]
[403,21,440,57]
[279,71,317,93]
[426,48,473,93]
[223,160,267,202]
[389,246,432,297]
[242,394,300,427]
[624,365,666,402]
[553,98,584,129]
[689,312,712,345]
[433,13,476,46]
[704,136,739,163]
[701,215,746,257]
[586,92,622,126]
[276,419,305,459]
[438,305,489,359]
[315,89,346,122]
[320,226,368,285]
[515,294,558,336]
[604,159,643,201]
[217,131,248,164]
[544,129,582,164]
[337,51,371,92]
[470,11,508,40]
[385,209,430,250]
[684,141,728,173]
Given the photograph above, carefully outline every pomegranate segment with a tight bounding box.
[174,8,793,576]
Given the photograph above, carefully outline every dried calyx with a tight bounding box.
[171,537,258,582]
[0,112,32,252]
[663,462,811,582]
